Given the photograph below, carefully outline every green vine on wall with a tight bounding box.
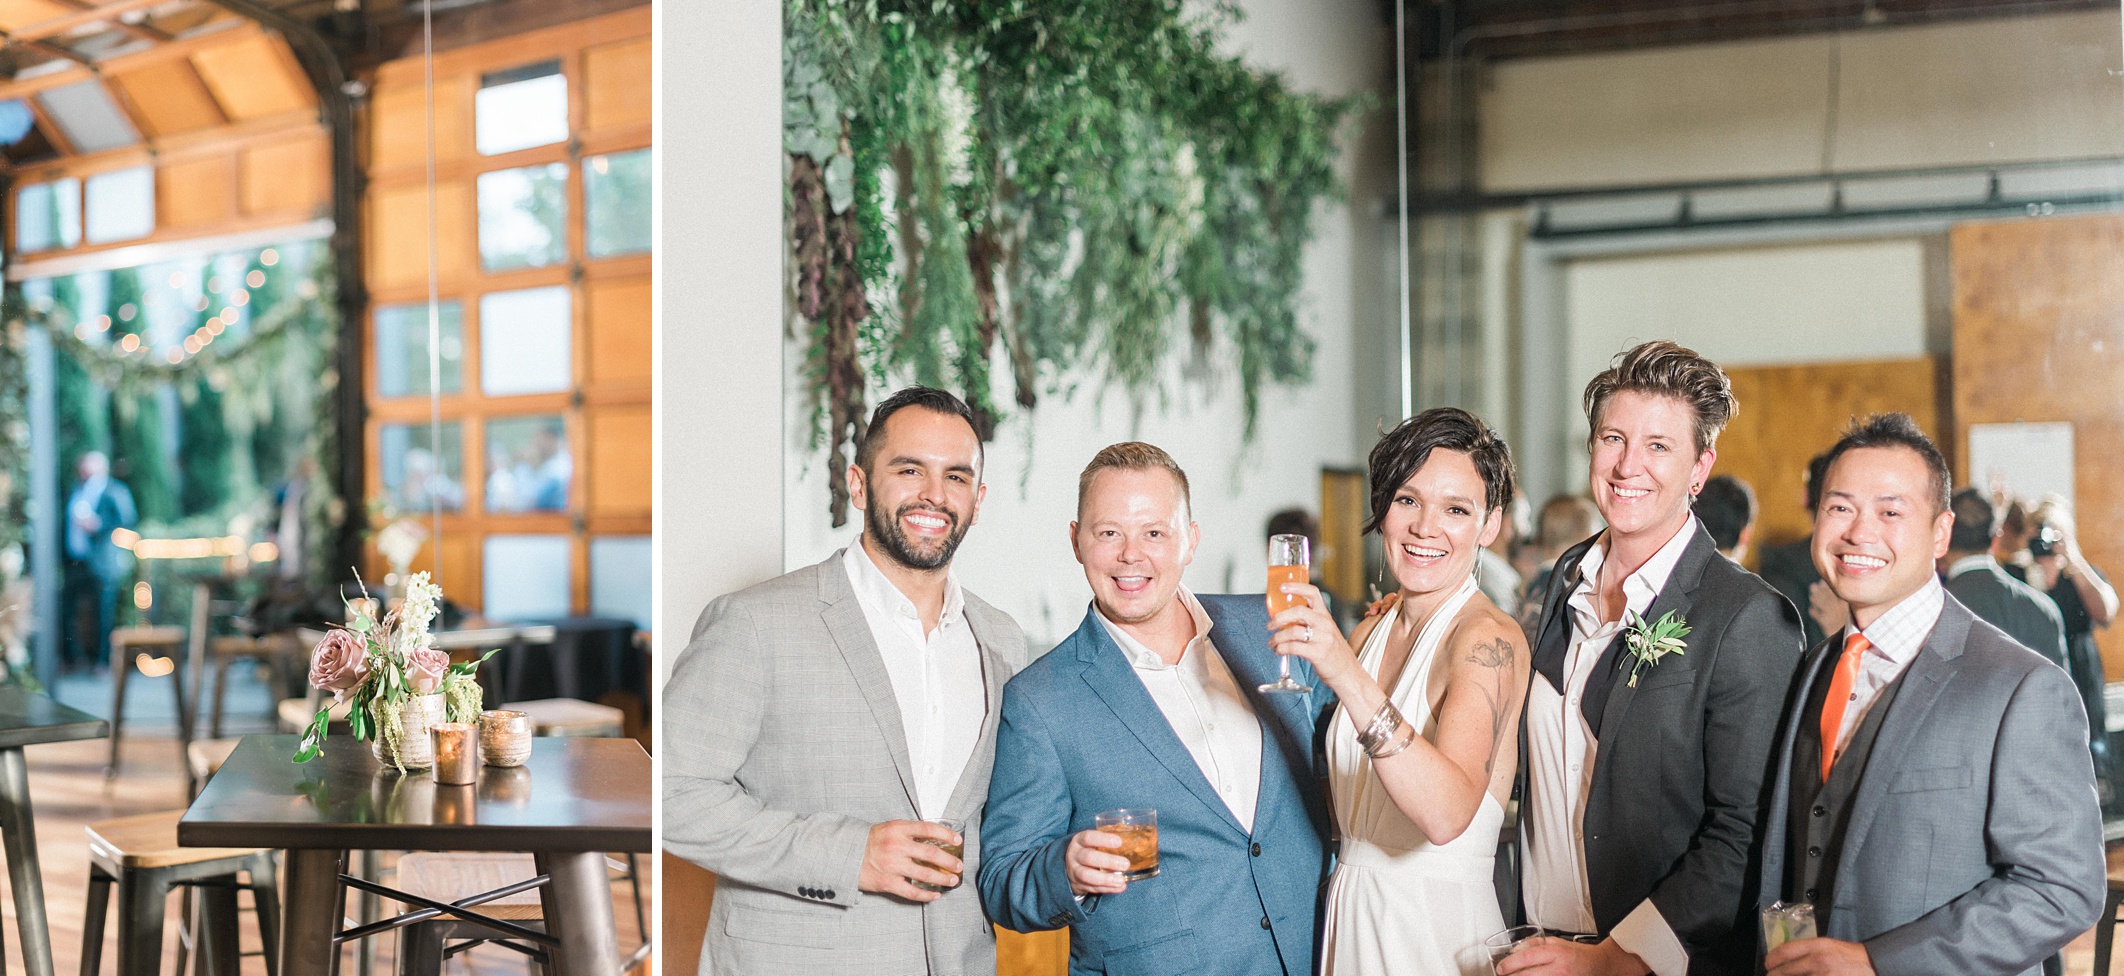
[788,0,1364,525]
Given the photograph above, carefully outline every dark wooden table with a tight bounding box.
[0,686,110,976]
[178,734,651,976]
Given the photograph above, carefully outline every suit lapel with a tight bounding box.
[1832,601,1969,891]
[1761,635,1836,907]
[1587,525,1716,739]
[1074,608,1250,839]
[1531,539,1595,692]
[817,556,923,817]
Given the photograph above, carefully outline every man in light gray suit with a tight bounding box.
[665,387,1030,975]
[1759,414,2103,976]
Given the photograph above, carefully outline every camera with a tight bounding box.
[2029,525,2062,558]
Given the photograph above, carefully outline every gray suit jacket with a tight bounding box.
[664,551,1031,976]
[1944,561,2068,671]
[1758,596,2104,976]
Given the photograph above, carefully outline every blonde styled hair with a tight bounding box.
[1077,442,1192,520]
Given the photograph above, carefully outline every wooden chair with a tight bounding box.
[204,633,296,739]
[184,738,242,801]
[105,626,188,778]
[392,852,547,976]
[83,810,279,976]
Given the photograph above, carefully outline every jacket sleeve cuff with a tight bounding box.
[1611,899,1690,976]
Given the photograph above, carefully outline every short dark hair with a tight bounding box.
[1266,508,1318,543]
[1819,413,1950,516]
[1694,475,1757,551]
[1365,407,1515,534]
[1949,487,1996,552]
[856,386,984,474]
[1803,450,1833,514]
[1582,340,1738,454]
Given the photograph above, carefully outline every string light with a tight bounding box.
[167,272,184,288]
[207,276,225,293]
[118,334,139,352]
[165,349,182,364]
[218,307,236,320]
[246,270,266,288]
[192,296,209,312]
[183,336,202,354]
[117,303,135,322]
[93,314,110,331]
[260,249,278,266]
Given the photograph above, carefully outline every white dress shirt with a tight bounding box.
[1827,576,1943,760]
[843,544,988,820]
[1524,518,1698,976]
[1096,589,1264,831]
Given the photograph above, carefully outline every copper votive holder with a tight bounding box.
[432,722,479,784]
[480,710,532,767]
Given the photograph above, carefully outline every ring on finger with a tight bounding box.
[1302,623,1313,643]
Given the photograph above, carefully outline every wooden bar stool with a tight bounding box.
[204,634,295,740]
[82,810,280,976]
[392,852,548,976]
[105,626,188,777]
[183,739,242,801]
[509,699,624,738]
[2095,866,2124,976]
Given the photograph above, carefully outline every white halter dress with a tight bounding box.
[1320,576,1505,976]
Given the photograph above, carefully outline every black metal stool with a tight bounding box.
[82,810,279,976]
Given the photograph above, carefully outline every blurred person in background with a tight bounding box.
[1693,475,1757,564]
[1516,495,1601,639]
[63,451,135,673]
[1478,494,1527,618]
[1758,452,1838,649]
[1941,488,2067,672]
[2026,495,2119,803]
[1267,508,1351,630]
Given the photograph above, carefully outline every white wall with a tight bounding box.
[1481,10,2124,191]
[782,0,1390,649]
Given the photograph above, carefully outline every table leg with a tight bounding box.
[536,851,621,976]
[354,849,380,976]
[282,848,347,976]
[0,746,54,976]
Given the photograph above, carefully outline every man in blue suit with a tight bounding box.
[979,442,1334,976]
[63,451,135,671]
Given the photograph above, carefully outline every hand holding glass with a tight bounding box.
[1094,808,1159,881]
[1760,901,1816,951]
[911,818,966,892]
[1484,925,1547,973]
[1261,534,1314,694]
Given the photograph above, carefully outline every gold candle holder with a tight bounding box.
[432,722,479,784]
[480,710,532,767]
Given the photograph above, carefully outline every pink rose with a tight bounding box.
[308,630,369,701]
[408,644,448,695]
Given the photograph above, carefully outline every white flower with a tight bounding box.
[936,63,975,189]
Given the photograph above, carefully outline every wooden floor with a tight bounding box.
[0,733,651,976]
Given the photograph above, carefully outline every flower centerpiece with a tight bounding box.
[295,572,493,771]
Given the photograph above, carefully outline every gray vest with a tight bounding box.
[1786,641,1910,924]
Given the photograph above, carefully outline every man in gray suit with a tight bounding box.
[1940,488,2067,672]
[1760,414,2102,976]
[665,387,1030,975]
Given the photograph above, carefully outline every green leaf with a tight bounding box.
[292,707,332,763]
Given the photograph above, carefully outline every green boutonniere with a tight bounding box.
[1620,609,1690,688]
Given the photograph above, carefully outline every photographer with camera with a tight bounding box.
[2025,495,2120,803]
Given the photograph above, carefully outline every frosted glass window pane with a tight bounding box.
[590,536,651,629]
[482,535,571,621]
[478,286,571,395]
[585,149,649,257]
[379,422,465,514]
[15,179,80,252]
[37,80,137,153]
[478,163,570,271]
[374,302,464,398]
[475,65,567,156]
[84,166,153,243]
[484,415,570,514]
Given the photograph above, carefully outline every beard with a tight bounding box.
[866,496,969,571]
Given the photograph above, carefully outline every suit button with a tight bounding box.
[799,887,812,897]
[1807,846,1822,858]
[1812,805,1827,818]
[823,889,836,899]
[1251,843,1262,857]
[1260,916,1272,930]
[1805,887,1818,901]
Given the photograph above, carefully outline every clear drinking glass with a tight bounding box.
[911,818,966,892]
[1261,533,1315,693]
[1094,808,1160,881]
[1760,901,1817,952]
[1485,925,1548,973]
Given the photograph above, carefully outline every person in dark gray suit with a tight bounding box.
[1940,488,2067,671]
[1759,415,2102,976]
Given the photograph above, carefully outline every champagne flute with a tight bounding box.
[1260,533,1315,694]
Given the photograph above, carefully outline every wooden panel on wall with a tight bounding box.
[588,406,651,516]
[0,0,73,30]
[240,133,329,217]
[1718,357,1942,562]
[156,155,236,229]
[664,856,713,976]
[1952,213,2124,676]
[584,36,651,132]
[1320,468,1368,606]
[368,180,474,290]
[367,74,474,172]
[587,275,650,387]
[189,33,313,122]
[110,60,225,138]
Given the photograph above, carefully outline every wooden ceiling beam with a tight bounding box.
[8,0,181,46]
[43,0,175,42]
[0,21,264,103]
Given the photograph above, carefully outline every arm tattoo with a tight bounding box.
[1467,637,1517,777]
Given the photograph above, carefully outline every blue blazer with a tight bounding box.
[978,594,1335,976]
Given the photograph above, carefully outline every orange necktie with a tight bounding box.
[1819,632,1871,782]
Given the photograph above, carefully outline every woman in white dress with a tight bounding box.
[1270,407,1532,976]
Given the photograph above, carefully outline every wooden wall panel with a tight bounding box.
[189,34,312,122]
[997,929,1068,976]
[587,276,650,387]
[584,37,651,132]
[368,180,474,290]
[110,61,224,138]
[157,155,236,229]
[587,406,651,516]
[664,857,713,976]
[240,133,329,218]
[1718,357,1942,562]
[1320,468,1368,605]
[1952,213,2124,675]
[368,74,474,172]
[0,0,72,30]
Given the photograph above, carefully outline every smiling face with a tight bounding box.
[847,406,986,572]
[1812,445,1953,629]
[1588,390,1715,548]
[1072,466,1199,627]
[1379,448,1502,598]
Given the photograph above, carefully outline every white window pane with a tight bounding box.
[379,422,465,514]
[475,69,567,156]
[37,80,137,153]
[84,166,153,244]
[484,414,570,513]
[16,179,80,252]
[478,285,571,395]
[374,302,464,398]
[585,149,650,258]
[482,535,571,621]
[477,163,569,271]
[590,536,651,629]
